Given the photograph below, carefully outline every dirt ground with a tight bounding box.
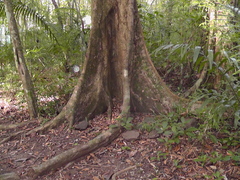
[0,89,239,180]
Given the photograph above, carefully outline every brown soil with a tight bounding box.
[0,87,239,180]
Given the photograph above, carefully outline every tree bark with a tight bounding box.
[35,0,200,133]
[4,0,38,118]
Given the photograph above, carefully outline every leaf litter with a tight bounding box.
[0,94,239,180]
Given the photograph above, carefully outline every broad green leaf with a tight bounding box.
[234,110,240,128]
[186,127,198,132]
[218,58,227,67]
[163,44,174,50]
[209,134,218,143]
[181,44,189,60]
[233,70,240,76]
[171,126,177,133]
[231,58,240,69]
[207,49,214,69]
[223,50,230,61]
[232,155,240,161]
[186,132,195,138]
[163,130,172,136]
[193,46,201,64]
[222,156,231,161]
[162,121,168,129]
[157,138,165,143]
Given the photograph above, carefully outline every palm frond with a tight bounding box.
[14,2,58,42]
[0,1,58,43]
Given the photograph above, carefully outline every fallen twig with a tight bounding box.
[111,165,136,180]
[0,130,25,144]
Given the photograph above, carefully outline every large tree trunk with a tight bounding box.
[37,0,199,132]
[4,0,38,118]
[1,0,200,178]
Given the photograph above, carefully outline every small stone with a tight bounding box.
[210,166,217,170]
[143,117,155,123]
[122,130,140,140]
[74,120,89,130]
[148,130,160,139]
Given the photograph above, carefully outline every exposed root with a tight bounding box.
[25,125,123,179]
[26,110,66,135]
[184,65,207,97]
[0,130,25,144]
[0,121,29,130]
[0,172,20,180]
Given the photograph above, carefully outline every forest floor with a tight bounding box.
[0,72,240,180]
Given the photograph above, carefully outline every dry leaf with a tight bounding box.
[86,155,91,160]
[126,159,132,164]
[173,144,181,152]
[139,140,147,144]
[129,150,137,157]
[42,156,48,161]
[80,136,87,139]
[82,168,90,171]
[90,153,97,159]
[210,166,217,170]
[93,176,100,180]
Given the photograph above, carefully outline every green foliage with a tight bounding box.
[204,171,224,180]
[0,1,5,17]
[188,83,239,150]
[193,86,239,130]
[118,116,133,130]
[220,130,240,148]
[194,150,240,167]
[0,43,13,65]
[121,146,131,151]
[150,151,168,161]
[0,63,22,96]
[139,0,240,96]
[139,111,200,147]
[142,107,239,170]
[0,0,90,117]
[173,159,182,168]
[139,0,206,67]
[40,118,49,125]
[39,100,58,116]
[0,1,57,41]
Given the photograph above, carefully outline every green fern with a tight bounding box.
[0,1,57,42]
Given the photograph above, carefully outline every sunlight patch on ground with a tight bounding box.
[39,96,59,102]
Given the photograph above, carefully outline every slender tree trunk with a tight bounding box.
[4,0,38,118]
[51,0,63,30]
